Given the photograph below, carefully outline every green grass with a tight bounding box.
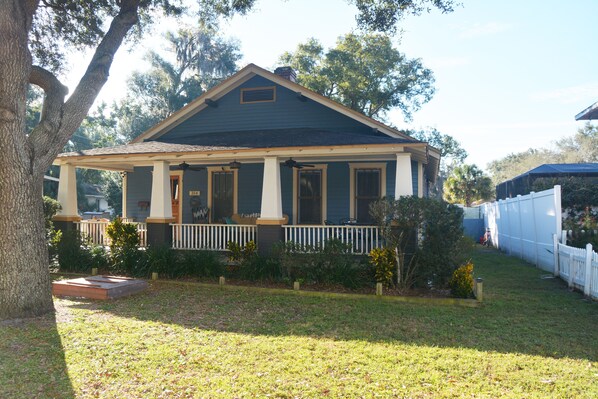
[1,249,598,398]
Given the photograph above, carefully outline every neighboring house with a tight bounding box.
[575,101,598,121]
[81,183,111,217]
[53,64,440,253]
[496,163,598,200]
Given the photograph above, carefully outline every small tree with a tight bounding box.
[370,196,466,290]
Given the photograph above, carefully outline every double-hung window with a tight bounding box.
[354,168,381,224]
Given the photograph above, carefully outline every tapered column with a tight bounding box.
[257,156,284,255]
[54,164,79,220]
[394,153,413,198]
[146,161,174,247]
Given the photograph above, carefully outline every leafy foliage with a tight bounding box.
[279,32,434,121]
[370,196,467,289]
[53,230,93,273]
[449,261,474,298]
[105,218,142,274]
[114,26,241,141]
[368,247,395,287]
[532,176,598,210]
[443,164,493,206]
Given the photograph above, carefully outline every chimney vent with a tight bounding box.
[274,66,296,82]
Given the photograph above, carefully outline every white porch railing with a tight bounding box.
[283,225,382,255]
[171,224,257,251]
[75,220,147,247]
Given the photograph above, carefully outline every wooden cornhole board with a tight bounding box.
[52,275,148,300]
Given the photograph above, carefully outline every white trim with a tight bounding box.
[349,163,387,220]
[418,161,424,197]
[170,170,184,224]
[122,173,128,218]
[292,164,328,225]
[207,166,238,223]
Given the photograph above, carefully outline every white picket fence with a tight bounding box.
[75,220,147,247]
[171,224,257,251]
[283,225,382,255]
[555,240,598,299]
[483,186,562,272]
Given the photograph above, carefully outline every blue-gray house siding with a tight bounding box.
[157,76,380,143]
[125,160,420,224]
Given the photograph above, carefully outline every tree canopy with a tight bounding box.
[487,123,598,185]
[443,164,493,206]
[279,32,435,121]
[114,26,241,141]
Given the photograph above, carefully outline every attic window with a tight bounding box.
[241,87,276,104]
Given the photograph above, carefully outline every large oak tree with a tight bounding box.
[0,0,455,320]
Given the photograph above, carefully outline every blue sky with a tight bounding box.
[78,0,598,170]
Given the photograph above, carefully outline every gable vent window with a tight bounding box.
[241,87,276,104]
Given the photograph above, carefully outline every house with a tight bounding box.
[53,64,440,254]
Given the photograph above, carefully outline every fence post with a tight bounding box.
[568,252,574,288]
[584,243,593,296]
[553,234,560,277]
[475,278,483,302]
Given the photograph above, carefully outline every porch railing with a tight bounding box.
[283,225,382,255]
[171,223,257,251]
[75,220,147,247]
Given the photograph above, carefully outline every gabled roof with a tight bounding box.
[575,101,598,120]
[132,63,415,144]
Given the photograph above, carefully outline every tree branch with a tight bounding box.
[32,0,141,171]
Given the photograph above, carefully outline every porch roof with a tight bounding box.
[57,128,419,159]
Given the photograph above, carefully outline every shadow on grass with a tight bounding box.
[67,249,598,362]
[0,313,75,399]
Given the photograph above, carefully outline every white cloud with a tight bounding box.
[458,22,511,39]
[530,84,598,104]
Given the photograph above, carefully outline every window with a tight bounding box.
[240,87,276,103]
[297,170,322,224]
[211,171,234,223]
[355,169,381,224]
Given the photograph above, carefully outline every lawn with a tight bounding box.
[1,249,597,398]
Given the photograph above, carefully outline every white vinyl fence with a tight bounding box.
[283,225,382,255]
[483,186,562,272]
[556,241,598,299]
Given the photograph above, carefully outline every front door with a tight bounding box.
[212,171,234,223]
[170,175,180,223]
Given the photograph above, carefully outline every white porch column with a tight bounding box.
[55,163,80,220]
[257,156,283,222]
[395,153,413,198]
[147,161,173,222]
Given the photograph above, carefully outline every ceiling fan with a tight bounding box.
[174,162,205,171]
[228,160,242,169]
[284,158,314,169]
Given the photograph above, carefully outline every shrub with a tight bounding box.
[105,218,142,275]
[238,255,281,281]
[55,230,93,273]
[145,245,178,278]
[179,250,225,278]
[369,247,395,287]
[449,262,474,298]
[371,197,466,290]
[227,240,257,263]
[277,239,367,288]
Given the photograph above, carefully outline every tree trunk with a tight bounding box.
[0,0,53,319]
[0,170,53,319]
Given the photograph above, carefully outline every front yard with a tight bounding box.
[1,249,597,398]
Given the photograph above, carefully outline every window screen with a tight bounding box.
[298,170,322,224]
[355,169,381,224]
